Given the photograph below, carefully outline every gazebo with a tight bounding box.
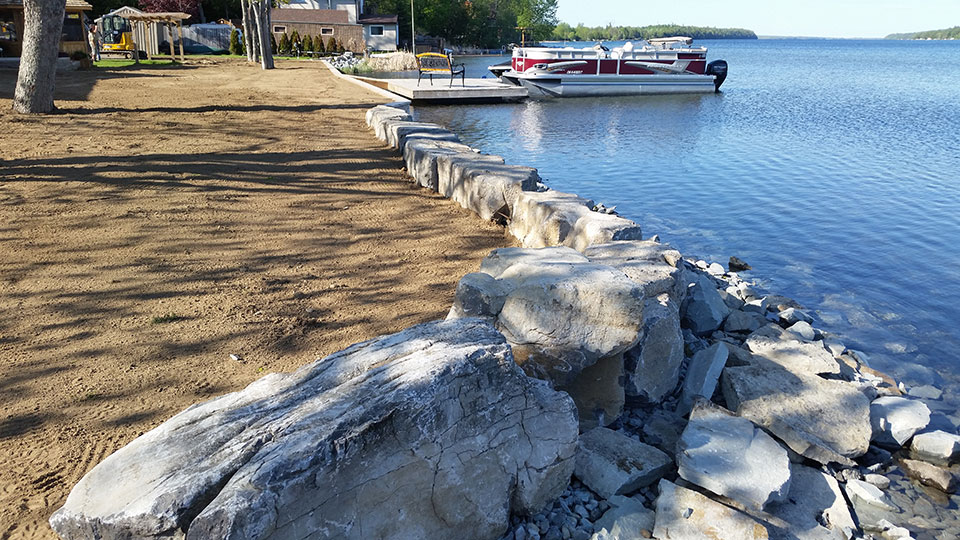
[126,11,190,62]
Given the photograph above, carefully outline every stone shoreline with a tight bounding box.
[48,102,960,540]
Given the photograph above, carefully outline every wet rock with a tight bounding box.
[681,273,731,336]
[623,295,684,403]
[678,343,729,415]
[652,480,770,539]
[910,430,960,466]
[729,256,752,272]
[50,319,579,540]
[722,360,871,465]
[574,427,672,499]
[899,458,959,493]
[763,464,857,540]
[907,385,943,400]
[870,396,931,449]
[677,401,791,510]
[744,324,840,376]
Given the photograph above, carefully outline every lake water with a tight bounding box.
[412,39,960,405]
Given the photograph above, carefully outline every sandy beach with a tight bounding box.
[0,58,511,539]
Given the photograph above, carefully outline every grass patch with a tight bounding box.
[151,313,185,324]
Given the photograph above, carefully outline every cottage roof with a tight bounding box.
[270,8,349,25]
[0,0,92,9]
[358,15,398,25]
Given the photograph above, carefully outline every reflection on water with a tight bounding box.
[413,39,960,407]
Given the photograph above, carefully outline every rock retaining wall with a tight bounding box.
[50,103,959,540]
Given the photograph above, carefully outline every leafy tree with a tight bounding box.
[516,0,557,42]
[278,32,290,55]
[229,28,244,55]
[139,0,201,18]
[302,34,313,52]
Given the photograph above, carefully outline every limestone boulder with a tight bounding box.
[583,240,684,302]
[722,360,872,465]
[910,430,960,466]
[444,160,540,221]
[365,104,411,136]
[676,401,791,510]
[590,495,655,540]
[447,272,510,319]
[477,246,588,278]
[508,190,643,252]
[384,120,457,150]
[623,294,684,403]
[723,310,765,334]
[574,428,672,499]
[653,480,770,539]
[50,319,578,540]
[681,273,731,336]
[402,139,475,191]
[678,343,729,415]
[745,324,841,376]
[436,152,505,199]
[493,260,644,385]
[870,396,931,449]
[763,464,856,540]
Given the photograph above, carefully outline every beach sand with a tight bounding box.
[0,57,510,538]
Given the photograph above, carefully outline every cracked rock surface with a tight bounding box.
[50,319,579,540]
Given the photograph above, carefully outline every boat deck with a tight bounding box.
[352,76,528,103]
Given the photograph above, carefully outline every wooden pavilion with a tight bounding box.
[126,11,189,62]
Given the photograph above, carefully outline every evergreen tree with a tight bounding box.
[229,28,244,56]
[326,36,337,53]
[302,34,313,53]
[271,33,277,54]
[290,29,301,46]
[315,34,325,53]
[278,32,291,55]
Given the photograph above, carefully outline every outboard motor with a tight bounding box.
[706,60,728,92]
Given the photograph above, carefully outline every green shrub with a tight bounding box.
[229,28,244,56]
[326,36,336,53]
[302,34,313,53]
[270,33,277,54]
[290,29,301,46]
[278,32,291,55]
[314,34,324,53]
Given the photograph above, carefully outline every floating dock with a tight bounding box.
[352,76,528,103]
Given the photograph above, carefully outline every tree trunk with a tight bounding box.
[241,0,256,63]
[253,0,273,70]
[13,0,66,114]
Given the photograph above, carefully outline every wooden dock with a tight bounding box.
[352,76,528,103]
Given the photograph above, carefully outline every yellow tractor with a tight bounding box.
[100,14,136,58]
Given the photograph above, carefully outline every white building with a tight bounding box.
[280,0,397,51]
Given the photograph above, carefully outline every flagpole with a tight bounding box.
[410,0,415,53]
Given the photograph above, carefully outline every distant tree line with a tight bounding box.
[551,23,757,41]
[886,26,960,40]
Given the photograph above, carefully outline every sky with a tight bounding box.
[556,0,960,38]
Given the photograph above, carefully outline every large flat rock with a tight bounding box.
[583,240,684,302]
[722,361,871,465]
[653,480,770,539]
[870,396,931,449]
[745,325,840,376]
[575,428,672,499]
[763,464,856,540]
[677,401,791,510]
[50,319,579,540]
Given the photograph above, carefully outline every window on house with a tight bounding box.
[370,26,384,36]
[321,27,334,35]
[273,25,286,33]
[62,13,84,42]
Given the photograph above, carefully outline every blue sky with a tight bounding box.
[556,0,960,38]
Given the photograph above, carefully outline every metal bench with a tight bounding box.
[416,52,465,87]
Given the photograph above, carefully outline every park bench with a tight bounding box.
[416,52,465,87]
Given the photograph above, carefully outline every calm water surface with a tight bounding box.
[414,39,960,398]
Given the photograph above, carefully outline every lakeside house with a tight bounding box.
[272,0,398,52]
[0,0,91,57]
